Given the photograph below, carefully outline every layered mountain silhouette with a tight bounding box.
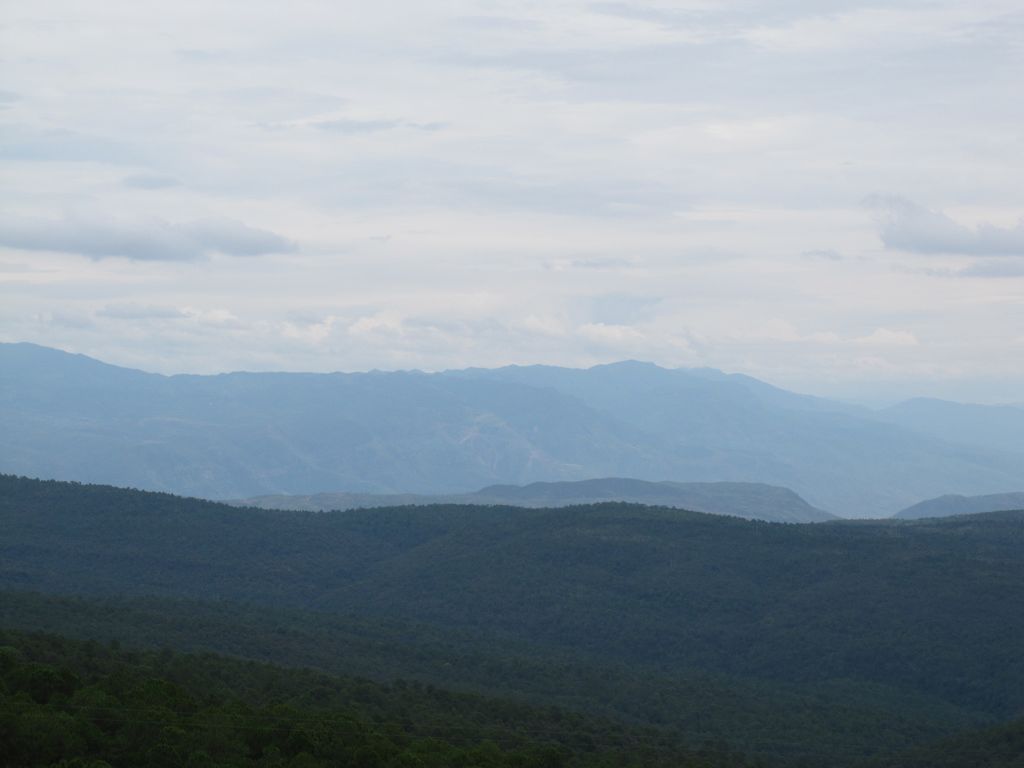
[3,342,1023,517]
[237,478,836,523]
[895,491,1024,519]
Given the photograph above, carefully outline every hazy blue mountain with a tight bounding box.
[0,343,682,499]
[237,477,836,523]
[447,361,1024,516]
[455,360,864,418]
[4,342,1024,517]
[877,397,1024,458]
[895,491,1024,519]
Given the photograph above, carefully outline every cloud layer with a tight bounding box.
[873,197,1024,257]
[1,0,1023,402]
[0,215,294,261]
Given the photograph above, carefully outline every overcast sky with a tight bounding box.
[2,0,1023,403]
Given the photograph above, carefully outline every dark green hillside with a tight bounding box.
[871,717,1024,768]
[0,590,983,766]
[2,474,1024,719]
[0,629,751,768]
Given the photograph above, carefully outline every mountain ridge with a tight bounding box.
[894,491,1024,520]
[4,342,1024,517]
[235,477,837,523]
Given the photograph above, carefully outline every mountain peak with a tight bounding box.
[588,360,665,372]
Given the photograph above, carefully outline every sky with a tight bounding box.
[2,0,1023,404]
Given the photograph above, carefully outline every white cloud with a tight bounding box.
[0,214,295,261]
[122,174,180,190]
[802,249,843,261]
[97,303,188,319]
[870,196,1024,258]
[1,1,1023,399]
[578,322,646,345]
[853,328,918,347]
[742,6,979,53]
[958,260,1024,278]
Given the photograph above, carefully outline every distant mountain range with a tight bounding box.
[877,398,1024,458]
[895,491,1024,520]
[3,342,1023,517]
[237,477,836,523]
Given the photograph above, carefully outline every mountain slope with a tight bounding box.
[877,397,1024,458]
[0,628,742,768]
[451,362,1024,517]
[0,343,681,499]
[3,475,1024,720]
[895,491,1024,519]
[237,477,836,523]
[4,343,1024,516]
[872,717,1024,768]
[0,589,986,767]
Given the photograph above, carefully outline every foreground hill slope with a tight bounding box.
[237,477,837,522]
[873,717,1024,768]
[2,475,1023,722]
[4,343,1024,516]
[0,629,749,768]
[895,491,1024,519]
[0,589,985,766]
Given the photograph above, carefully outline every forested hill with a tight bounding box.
[894,491,1024,519]
[0,628,751,768]
[871,717,1024,768]
[3,474,1024,725]
[236,477,836,523]
[5,342,1024,517]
